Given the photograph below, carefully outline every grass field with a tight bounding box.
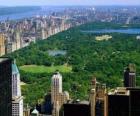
[19,65,72,73]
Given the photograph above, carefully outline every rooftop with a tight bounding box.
[0,57,9,63]
[12,63,19,74]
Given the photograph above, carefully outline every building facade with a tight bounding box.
[12,62,23,116]
[51,72,69,116]
[90,78,107,116]
[107,87,140,116]
[0,34,6,56]
[124,64,136,87]
[0,58,12,116]
[12,96,23,116]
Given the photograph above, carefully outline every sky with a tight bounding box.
[0,0,140,6]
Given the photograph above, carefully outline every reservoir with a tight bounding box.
[82,29,140,34]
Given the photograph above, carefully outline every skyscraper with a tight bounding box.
[15,31,21,50]
[90,78,107,116]
[107,87,130,116]
[0,34,6,56]
[0,58,12,116]
[107,87,140,116]
[124,64,136,87]
[51,72,69,116]
[12,61,23,116]
[12,62,21,97]
[90,78,96,116]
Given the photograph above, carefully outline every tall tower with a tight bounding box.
[124,64,136,87]
[41,28,46,40]
[0,58,12,116]
[90,78,107,116]
[12,61,23,116]
[0,34,6,56]
[12,62,21,97]
[51,72,69,116]
[90,78,96,116]
[15,31,21,50]
[51,72,62,102]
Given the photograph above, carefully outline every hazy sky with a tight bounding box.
[0,0,140,6]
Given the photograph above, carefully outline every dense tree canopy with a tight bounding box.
[7,22,140,106]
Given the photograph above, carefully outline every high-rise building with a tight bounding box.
[12,62,21,97]
[0,58,12,116]
[107,87,129,116]
[90,78,107,116]
[51,72,69,116]
[41,93,52,115]
[124,64,136,87]
[12,62,23,116]
[107,87,140,116]
[12,97,23,116]
[0,34,6,56]
[90,78,96,116]
[14,31,21,50]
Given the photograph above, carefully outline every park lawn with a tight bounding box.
[19,65,72,73]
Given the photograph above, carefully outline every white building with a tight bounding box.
[12,63,21,97]
[12,62,23,116]
[12,96,23,116]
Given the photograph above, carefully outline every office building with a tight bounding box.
[0,58,12,116]
[0,34,6,56]
[107,87,129,116]
[12,62,21,97]
[12,62,23,116]
[107,87,140,116]
[12,96,23,116]
[15,31,21,50]
[124,64,136,87]
[90,78,107,116]
[51,72,69,116]
[41,93,52,115]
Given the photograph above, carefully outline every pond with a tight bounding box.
[48,50,67,56]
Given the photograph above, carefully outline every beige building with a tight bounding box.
[0,33,6,56]
[23,105,30,116]
[90,78,107,116]
[15,31,21,50]
[51,72,69,116]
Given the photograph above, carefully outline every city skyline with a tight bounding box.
[0,0,140,6]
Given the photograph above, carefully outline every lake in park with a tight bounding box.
[82,29,140,34]
[48,50,67,56]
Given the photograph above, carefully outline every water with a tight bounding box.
[48,50,66,56]
[82,29,140,34]
[0,6,69,21]
[0,9,49,21]
[0,11,38,21]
